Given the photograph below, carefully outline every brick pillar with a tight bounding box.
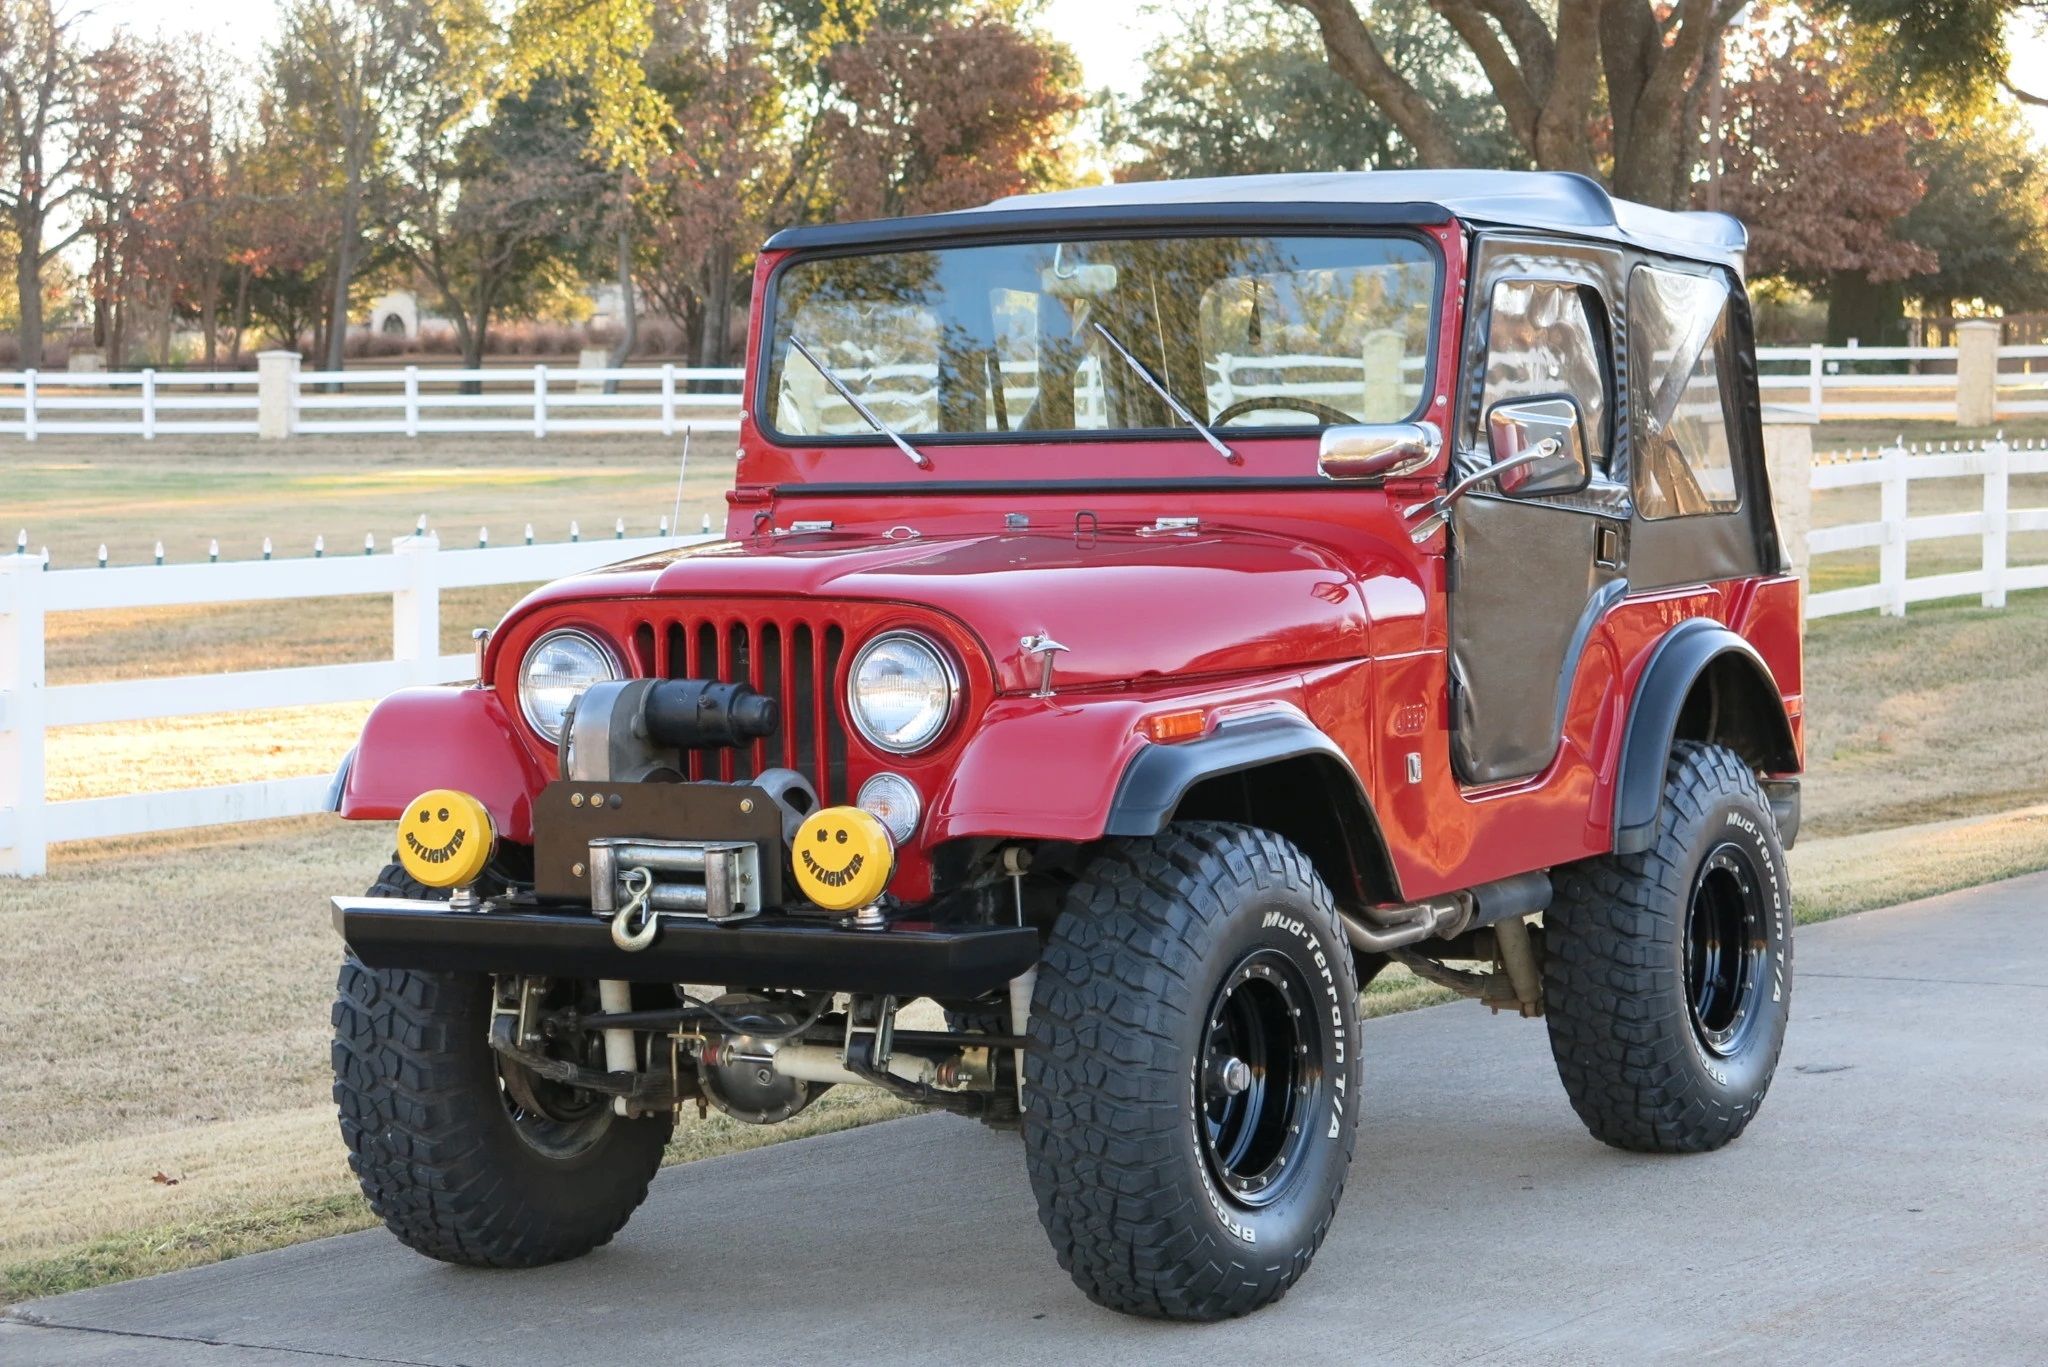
[256,349,301,440]
[1762,420,1814,614]
[1956,319,2000,428]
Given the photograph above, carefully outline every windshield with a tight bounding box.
[761,233,1438,443]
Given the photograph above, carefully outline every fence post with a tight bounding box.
[1880,443,1909,617]
[532,365,547,439]
[1807,343,1824,418]
[662,363,677,438]
[1956,320,1999,427]
[22,369,35,443]
[0,553,49,877]
[256,350,301,439]
[404,365,420,438]
[392,532,442,686]
[1983,438,2009,608]
[141,368,157,440]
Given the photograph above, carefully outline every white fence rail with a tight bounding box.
[0,532,713,876]
[0,355,744,440]
[6,334,2048,440]
[1806,437,2048,618]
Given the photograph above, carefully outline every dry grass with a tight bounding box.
[12,432,736,571]
[1800,591,2048,837]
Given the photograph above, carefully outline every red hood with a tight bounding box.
[516,525,1371,693]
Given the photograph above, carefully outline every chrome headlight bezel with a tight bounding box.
[845,630,960,755]
[517,628,621,742]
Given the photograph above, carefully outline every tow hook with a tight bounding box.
[610,866,658,952]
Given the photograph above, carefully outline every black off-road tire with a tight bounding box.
[1543,743,1793,1153]
[334,860,672,1267]
[1022,823,1361,1321]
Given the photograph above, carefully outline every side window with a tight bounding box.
[1628,265,1742,519]
[1478,280,1609,472]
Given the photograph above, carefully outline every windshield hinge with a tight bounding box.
[1141,516,1201,536]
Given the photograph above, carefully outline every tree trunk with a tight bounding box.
[229,263,250,363]
[1825,272,1909,348]
[201,267,220,369]
[15,230,45,369]
[694,239,734,371]
[605,207,637,396]
[325,182,360,378]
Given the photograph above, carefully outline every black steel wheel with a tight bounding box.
[1544,743,1793,1153]
[1198,950,1325,1208]
[1023,822,1361,1321]
[1685,842,1770,1058]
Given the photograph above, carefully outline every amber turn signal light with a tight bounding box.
[1141,709,1208,744]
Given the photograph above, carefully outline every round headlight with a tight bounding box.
[518,629,619,741]
[847,631,957,754]
[856,771,923,845]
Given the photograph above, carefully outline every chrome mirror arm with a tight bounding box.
[1404,439,1560,544]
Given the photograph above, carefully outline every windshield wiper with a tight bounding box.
[1088,319,1240,465]
[787,334,932,469]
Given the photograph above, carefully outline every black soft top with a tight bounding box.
[765,170,1746,268]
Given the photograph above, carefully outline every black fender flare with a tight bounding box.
[1612,619,1798,855]
[1104,712,1401,900]
[325,746,356,814]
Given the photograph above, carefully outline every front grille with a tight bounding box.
[631,614,850,803]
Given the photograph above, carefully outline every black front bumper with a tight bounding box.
[333,898,1041,999]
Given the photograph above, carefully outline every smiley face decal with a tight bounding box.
[395,788,495,890]
[791,806,894,911]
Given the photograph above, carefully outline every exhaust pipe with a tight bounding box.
[1337,871,1553,955]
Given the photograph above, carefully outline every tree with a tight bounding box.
[1700,13,1932,342]
[1895,102,2048,318]
[234,89,345,353]
[640,0,801,368]
[0,0,92,368]
[1108,0,1520,180]
[384,76,604,371]
[272,0,443,372]
[1277,0,1750,208]
[813,15,1082,220]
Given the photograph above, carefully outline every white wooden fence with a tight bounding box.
[5,335,2045,440]
[1806,437,2048,618]
[0,358,745,440]
[0,532,713,877]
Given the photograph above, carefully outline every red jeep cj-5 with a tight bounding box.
[330,170,1802,1321]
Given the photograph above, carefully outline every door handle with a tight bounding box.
[1596,520,1627,569]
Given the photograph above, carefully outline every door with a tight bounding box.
[1448,259,1629,786]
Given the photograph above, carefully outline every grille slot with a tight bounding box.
[650,615,848,802]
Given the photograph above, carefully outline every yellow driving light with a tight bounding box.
[791,806,894,912]
[396,789,495,890]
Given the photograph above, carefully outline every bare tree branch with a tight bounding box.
[1277,0,1465,166]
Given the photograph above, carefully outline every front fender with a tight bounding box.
[926,696,1155,844]
[338,687,548,843]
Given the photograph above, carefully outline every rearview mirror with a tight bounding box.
[1485,396,1590,499]
[1317,422,1443,482]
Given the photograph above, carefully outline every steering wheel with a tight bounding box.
[1210,395,1356,427]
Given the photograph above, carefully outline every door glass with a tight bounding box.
[1478,280,1608,470]
[1629,266,1742,519]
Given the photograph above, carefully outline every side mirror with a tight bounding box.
[1485,395,1591,499]
[1317,422,1443,482]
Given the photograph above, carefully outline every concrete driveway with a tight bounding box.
[7,874,2047,1365]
